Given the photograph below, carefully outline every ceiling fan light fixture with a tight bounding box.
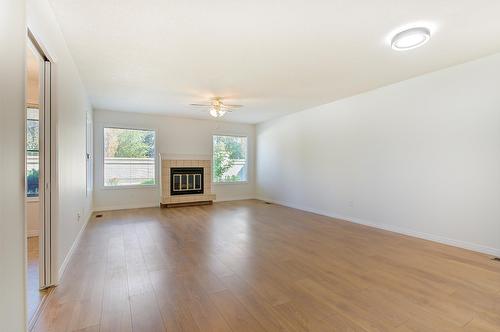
[391,26,431,51]
[191,97,242,118]
[209,108,219,117]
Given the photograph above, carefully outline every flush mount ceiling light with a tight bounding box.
[391,27,431,51]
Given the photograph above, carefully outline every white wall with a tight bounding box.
[0,0,26,330]
[27,0,93,280]
[93,110,256,211]
[257,52,500,256]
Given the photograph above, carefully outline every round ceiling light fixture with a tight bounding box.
[391,27,431,51]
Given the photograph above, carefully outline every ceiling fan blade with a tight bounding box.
[221,104,243,108]
[190,103,211,107]
[197,109,232,116]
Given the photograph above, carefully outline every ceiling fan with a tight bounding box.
[190,97,243,118]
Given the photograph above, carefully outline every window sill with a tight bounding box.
[26,196,40,203]
[102,184,158,190]
[213,181,249,185]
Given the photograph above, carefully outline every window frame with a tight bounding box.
[212,134,249,184]
[26,106,40,200]
[102,125,158,190]
[86,111,93,196]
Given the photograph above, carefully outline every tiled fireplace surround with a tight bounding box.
[160,155,216,206]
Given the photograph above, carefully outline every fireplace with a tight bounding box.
[170,167,204,195]
[160,156,215,207]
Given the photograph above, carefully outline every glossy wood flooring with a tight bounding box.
[33,200,500,331]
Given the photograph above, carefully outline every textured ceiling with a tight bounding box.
[49,0,500,123]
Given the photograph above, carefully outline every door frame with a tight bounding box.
[27,30,56,289]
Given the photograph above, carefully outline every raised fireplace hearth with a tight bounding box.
[160,155,216,207]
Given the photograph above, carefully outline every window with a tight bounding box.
[103,127,156,187]
[26,108,39,197]
[212,135,248,183]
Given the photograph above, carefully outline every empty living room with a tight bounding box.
[2,0,500,331]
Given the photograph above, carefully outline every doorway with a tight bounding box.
[25,32,53,326]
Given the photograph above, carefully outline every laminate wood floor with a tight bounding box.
[27,236,48,324]
[33,200,500,332]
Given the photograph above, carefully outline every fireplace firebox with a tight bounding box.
[170,167,204,195]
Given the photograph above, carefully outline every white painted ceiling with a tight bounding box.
[49,0,500,123]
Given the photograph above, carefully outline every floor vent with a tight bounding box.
[492,257,500,262]
[95,214,103,218]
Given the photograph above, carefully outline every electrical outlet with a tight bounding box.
[77,212,81,222]
[348,200,354,208]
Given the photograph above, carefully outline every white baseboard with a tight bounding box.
[215,194,256,202]
[95,197,257,210]
[93,203,158,212]
[57,212,92,282]
[258,197,500,257]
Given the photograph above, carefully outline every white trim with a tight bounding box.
[215,195,256,202]
[86,110,93,196]
[93,203,158,212]
[27,28,57,63]
[212,134,249,184]
[211,131,250,138]
[57,212,92,282]
[95,197,256,208]
[102,184,157,190]
[214,181,249,185]
[258,197,500,257]
[99,125,158,190]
